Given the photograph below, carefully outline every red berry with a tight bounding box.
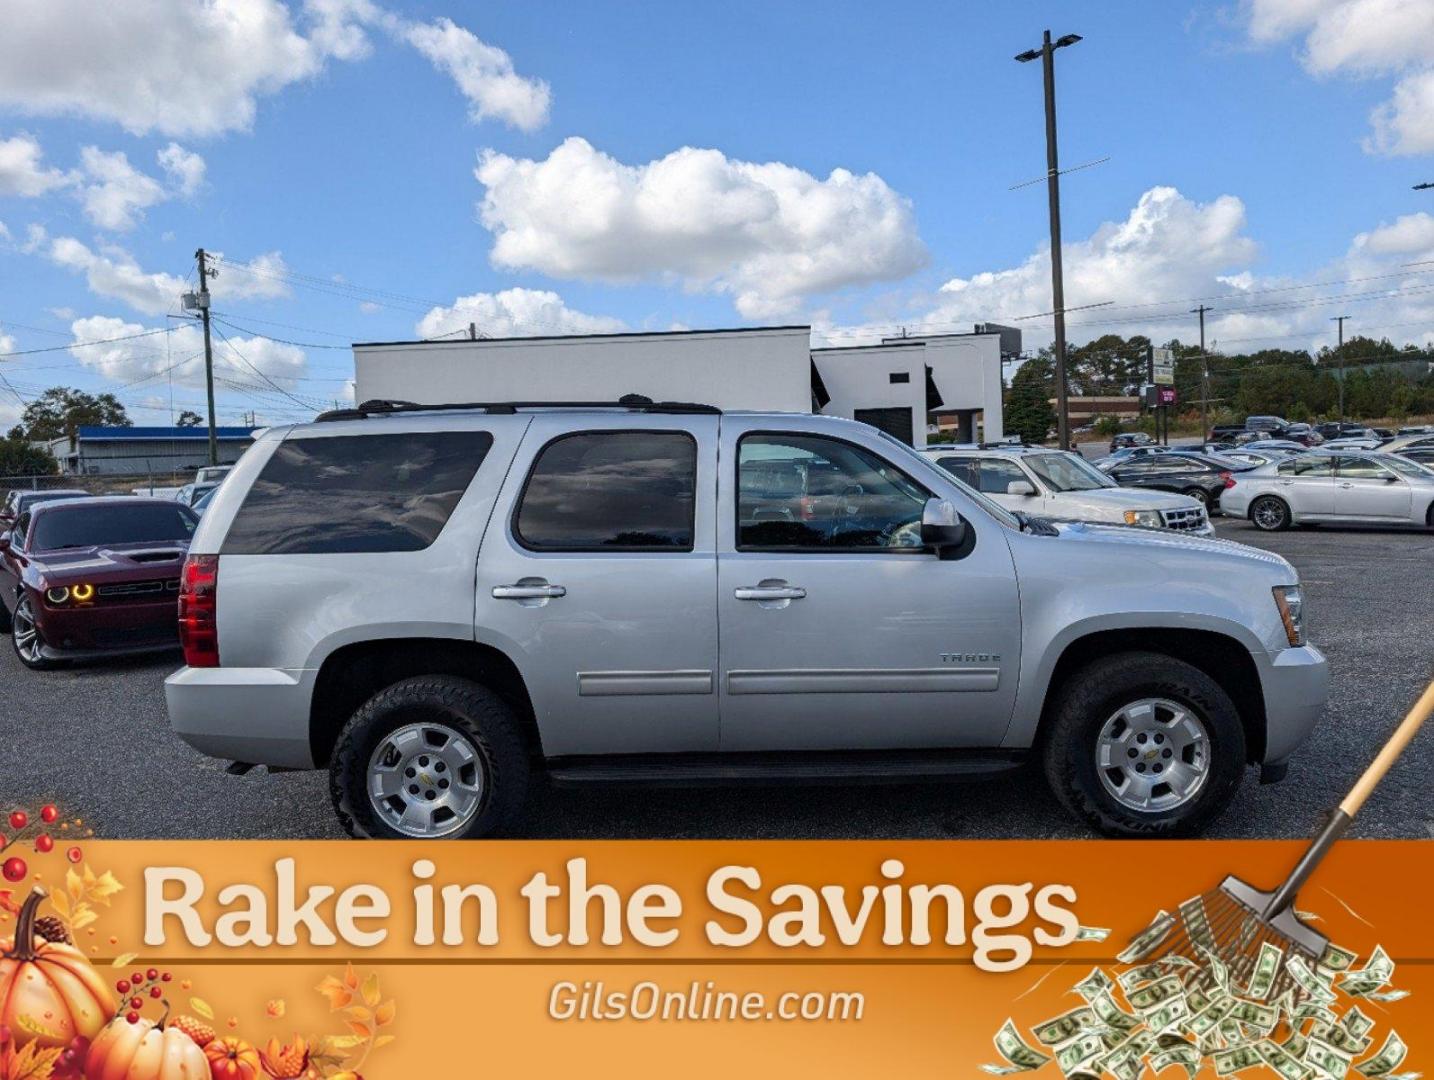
[8,811,26,831]
[146,968,158,981]
[66,846,82,864]
[2,857,26,883]
[131,971,142,984]
[116,980,130,994]
[149,987,162,999]
[161,972,172,982]
[129,997,143,1010]
[40,805,58,824]
[35,835,53,853]
[125,1012,139,1025]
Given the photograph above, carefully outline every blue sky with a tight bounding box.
[2,0,1433,429]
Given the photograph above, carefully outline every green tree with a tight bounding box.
[1006,356,1056,444]
[175,410,203,427]
[16,387,130,440]
[0,435,58,477]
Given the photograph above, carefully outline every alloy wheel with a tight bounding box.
[11,596,45,666]
[1094,697,1211,813]
[366,721,487,837]
[1252,497,1287,531]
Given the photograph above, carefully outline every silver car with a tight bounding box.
[1221,450,1434,531]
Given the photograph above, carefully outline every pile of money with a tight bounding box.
[983,904,1415,1079]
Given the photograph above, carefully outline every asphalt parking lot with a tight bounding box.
[3,517,1431,840]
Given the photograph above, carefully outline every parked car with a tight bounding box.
[1398,448,1434,470]
[1314,421,1370,440]
[1377,432,1434,455]
[195,465,234,485]
[1104,452,1250,510]
[0,497,197,668]
[0,489,90,532]
[165,400,1327,839]
[1370,427,1395,440]
[1220,449,1295,470]
[1322,436,1382,452]
[1396,425,1433,437]
[1109,431,1153,452]
[1221,450,1434,531]
[1242,439,1310,454]
[1245,415,1292,437]
[921,446,1213,534]
[1282,423,1323,446]
[1208,424,1248,443]
[190,487,218,516]
[175,481,220,508]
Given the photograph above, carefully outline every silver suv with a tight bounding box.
[166,399,1328,839]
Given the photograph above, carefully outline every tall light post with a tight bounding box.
[1016,30,1081,449]
[1332,314,1350,424]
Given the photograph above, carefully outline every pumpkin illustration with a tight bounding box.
[0,887,114,1049]
[204,1036,261,1080]
[85,1013,208,1080]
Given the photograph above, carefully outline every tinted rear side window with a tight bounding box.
[515,431,696,551]
[222,431,492,554]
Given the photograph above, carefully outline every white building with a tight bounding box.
[351,324,1005,449]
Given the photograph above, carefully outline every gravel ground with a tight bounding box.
[2,518,1430,840]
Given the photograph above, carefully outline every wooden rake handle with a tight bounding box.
[1339,677,1434,818]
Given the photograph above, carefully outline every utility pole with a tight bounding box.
[1192,305,1213,437]
[1332,314,1350,424]
[468,321,477,341]
[195,248,218,466]
[1016,30,1082,449]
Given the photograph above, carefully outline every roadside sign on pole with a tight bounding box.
[1151,346,1175,385]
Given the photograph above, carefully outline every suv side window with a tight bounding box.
[515,431,697,551]
[737,433,929,551]
[222,431,493,555]
[974,458,1028,494]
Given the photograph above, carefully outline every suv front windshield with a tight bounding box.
[1025,452,1114,492]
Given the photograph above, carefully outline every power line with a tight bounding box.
[0,327,176,359]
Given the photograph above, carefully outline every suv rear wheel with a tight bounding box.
[1041,652,1245,837]
[330,676,531,839]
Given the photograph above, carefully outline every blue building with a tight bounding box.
[46,425,259,476]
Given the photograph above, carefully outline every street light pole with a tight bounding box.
[1017,30,1081,450]
[1332,314,1350,425]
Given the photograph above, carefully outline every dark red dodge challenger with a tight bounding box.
[0,497,198,669]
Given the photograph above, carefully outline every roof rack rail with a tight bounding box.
[314,393,721,423]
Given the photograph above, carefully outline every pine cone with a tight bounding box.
[33,915,70,943]
[171,1015,216,1047]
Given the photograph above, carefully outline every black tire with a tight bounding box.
[1181,487,1209,507]
[1249,495,1291,532]
[1041,652,1246,838]
[0,594,11,635]
[330,675,532,839]
[10,593,56,670]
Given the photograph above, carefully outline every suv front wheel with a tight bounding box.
[1042,652,1245,837]
[330,676,531,839]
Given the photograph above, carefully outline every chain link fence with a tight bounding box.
[0,471,196,500]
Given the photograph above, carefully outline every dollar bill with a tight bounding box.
[1200,945,1233,993]
[1075,925,1111,942]
[1128,975,1185,1014]
[1033,1007,1099,1047]
[1295,1001,1340,1028]
[1356,1032,1408,1078]
[1073,968,1114,1002]
[1284,1031,1310,1060]
[1288,955,1339,1005]
[1188,997,1237,1039]
[984,1019,1053,1074]
[1118,911,1176,964]
[1146,996,1191,1034]
[1090,991,1141,1034]
[1342,1007,1376,1040]
[1246,941,1285,1001]
[1214,1044,1264,1075]
[1363,989,1409,1003]
[1312,1021,1373,1057]
[1340,947,1395,998]
[1119,962,1169,991]
[1151,1044,1201,1078]
[1056,1033,1107,1076]
[1259,1038,1313,1080]
[1320,943,1358,973]
[1179,895,1217,952]
[1228,999,1279,1033]
[1307,1037,1354,1079]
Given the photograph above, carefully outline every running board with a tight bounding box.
[545,750,1027,787]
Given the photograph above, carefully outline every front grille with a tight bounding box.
[96,579,180,600]
[1160,506,1208,531]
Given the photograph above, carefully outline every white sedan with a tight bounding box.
[1221,450,1434,531]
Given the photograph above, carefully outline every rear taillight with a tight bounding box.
[178,554,219,667]
[1221,471,1236,489]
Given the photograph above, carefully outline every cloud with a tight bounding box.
[415,287,626,339]
[397,16,551,131]
[43,238,291,315]
[68,315,306,388]
[0,132,71,197]
[157,143,207,196]
[1352,211,1434,255]
[475,137,927,319]
[1243,0,1434,155]
[76,147,168,231]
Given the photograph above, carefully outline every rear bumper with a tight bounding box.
[1260,644,1329,764]
[165,665,316,769]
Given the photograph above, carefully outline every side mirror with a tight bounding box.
[1006,479,1037,497]
[1384,474,1400,483]
[921,497,969,559]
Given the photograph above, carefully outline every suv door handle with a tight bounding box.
[1339,482,1353,489]
[493,583,566,599]
[734,585,806,601]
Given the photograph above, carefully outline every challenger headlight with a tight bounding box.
[1123,510,1163,528]
[71,583,94,602]
[44,586,69,605]
[1273,585,1304,647]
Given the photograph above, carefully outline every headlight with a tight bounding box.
[1273,585,1304,646]
[44,586,69,605]
[1123,510,1163,528]
[71,583,95,602]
